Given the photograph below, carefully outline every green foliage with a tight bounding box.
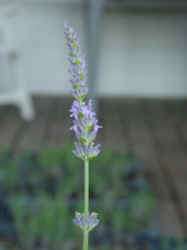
[0,145,155,250]
[9,195,77,250]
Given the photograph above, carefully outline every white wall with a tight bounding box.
[1,3,187,97]
[100,11,187,97]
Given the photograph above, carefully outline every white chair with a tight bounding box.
[0,1,34,121]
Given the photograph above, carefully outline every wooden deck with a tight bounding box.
[1,96,187,237]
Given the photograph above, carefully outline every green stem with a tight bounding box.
[84,159,89,216]
[83,159,89,250]
[83,231,88,250]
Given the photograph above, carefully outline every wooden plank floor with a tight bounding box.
[1,96,187,237]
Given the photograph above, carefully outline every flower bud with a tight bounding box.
[73,212,99,232]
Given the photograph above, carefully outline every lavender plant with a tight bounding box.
[64,23,102,250]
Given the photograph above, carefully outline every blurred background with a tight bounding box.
[0,0,187,249]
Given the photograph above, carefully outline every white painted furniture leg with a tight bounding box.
[12,53,35,121]
[16,90,35,121]
[0,89,34,121]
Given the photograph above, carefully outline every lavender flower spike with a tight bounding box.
[65,23,102,250]
[64,23,102,161]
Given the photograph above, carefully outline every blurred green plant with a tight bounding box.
[9,194,77,250]
[0,145,155,250]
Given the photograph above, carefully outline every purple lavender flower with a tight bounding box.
[73,142,101,161]
[64,23,102,160]
[64,23,88,101]
[73,212,99,232]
